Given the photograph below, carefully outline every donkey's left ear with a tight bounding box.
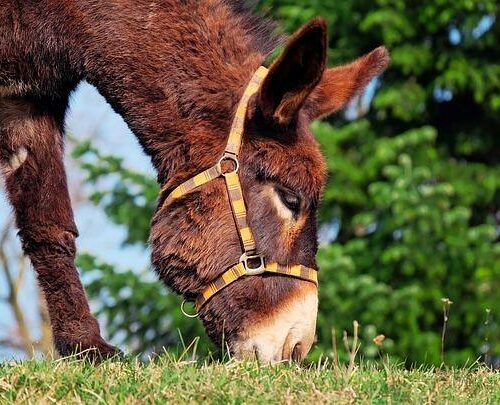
[306,46,390,120]
[258,17,327,126]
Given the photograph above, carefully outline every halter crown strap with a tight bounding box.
[160,66,318,312]
[224,66,268,155]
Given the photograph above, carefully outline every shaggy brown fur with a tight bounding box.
[0,0,389,358]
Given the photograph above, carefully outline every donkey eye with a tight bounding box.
[276,187,301,213]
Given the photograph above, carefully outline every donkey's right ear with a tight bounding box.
[258,17,327,127]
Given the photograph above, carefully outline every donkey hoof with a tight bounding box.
[54,335,122,362]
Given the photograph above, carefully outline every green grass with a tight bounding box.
[0,356,498,404]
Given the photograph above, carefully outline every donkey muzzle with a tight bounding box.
[231,283,318,363]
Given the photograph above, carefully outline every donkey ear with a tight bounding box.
[258,17,327,126]
[307,46,390,120]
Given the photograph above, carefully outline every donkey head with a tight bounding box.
[150,18,389,362]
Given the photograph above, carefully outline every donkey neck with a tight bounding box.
[73,0,277,183]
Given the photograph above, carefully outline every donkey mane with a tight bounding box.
[226,0,279,55]
[81,0,281,183]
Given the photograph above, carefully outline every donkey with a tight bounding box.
[0,0,389,362]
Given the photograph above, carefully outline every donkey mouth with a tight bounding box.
[230,283,318,363]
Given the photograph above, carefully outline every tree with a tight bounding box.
[258,0,499,365]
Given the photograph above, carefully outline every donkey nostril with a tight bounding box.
[252,343,259,361]
[291,343,302,361]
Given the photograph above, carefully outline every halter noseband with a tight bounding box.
[160,66,318,313]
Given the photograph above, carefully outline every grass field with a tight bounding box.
[0,355,498,404]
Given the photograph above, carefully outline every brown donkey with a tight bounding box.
[0,1,389,362]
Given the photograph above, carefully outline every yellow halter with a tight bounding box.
[160,66,318,314]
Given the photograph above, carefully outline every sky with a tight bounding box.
[0,82,155,360]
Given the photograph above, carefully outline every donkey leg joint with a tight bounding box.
[0,147,28,177]
[8,146,28,171]
[19,227,77,259]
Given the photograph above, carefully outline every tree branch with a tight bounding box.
[0,220,34,358]
[0,338,41,351]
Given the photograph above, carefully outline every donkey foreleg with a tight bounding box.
[0,97,118,360]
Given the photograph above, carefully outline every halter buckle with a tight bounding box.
[240,252,265,275]
[217,152,239,176]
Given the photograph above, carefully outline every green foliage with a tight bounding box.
[73,0,499,365]
[256,0,500,365]
[72,141,158,245]
[312,121,499,365]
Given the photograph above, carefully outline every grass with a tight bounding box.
[0,355,498,404]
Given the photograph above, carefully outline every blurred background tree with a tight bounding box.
[259,0,500,365]
[0,220,53,359]
[3,0,496,366]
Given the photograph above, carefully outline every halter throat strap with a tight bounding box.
[160,66,318,312]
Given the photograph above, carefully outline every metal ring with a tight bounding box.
[217,153,239,176]
[180,299,199,318]
[240,252,266,275]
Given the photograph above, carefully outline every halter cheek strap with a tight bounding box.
[160,66,318,313]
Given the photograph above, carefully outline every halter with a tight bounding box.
[160,66,318,314]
